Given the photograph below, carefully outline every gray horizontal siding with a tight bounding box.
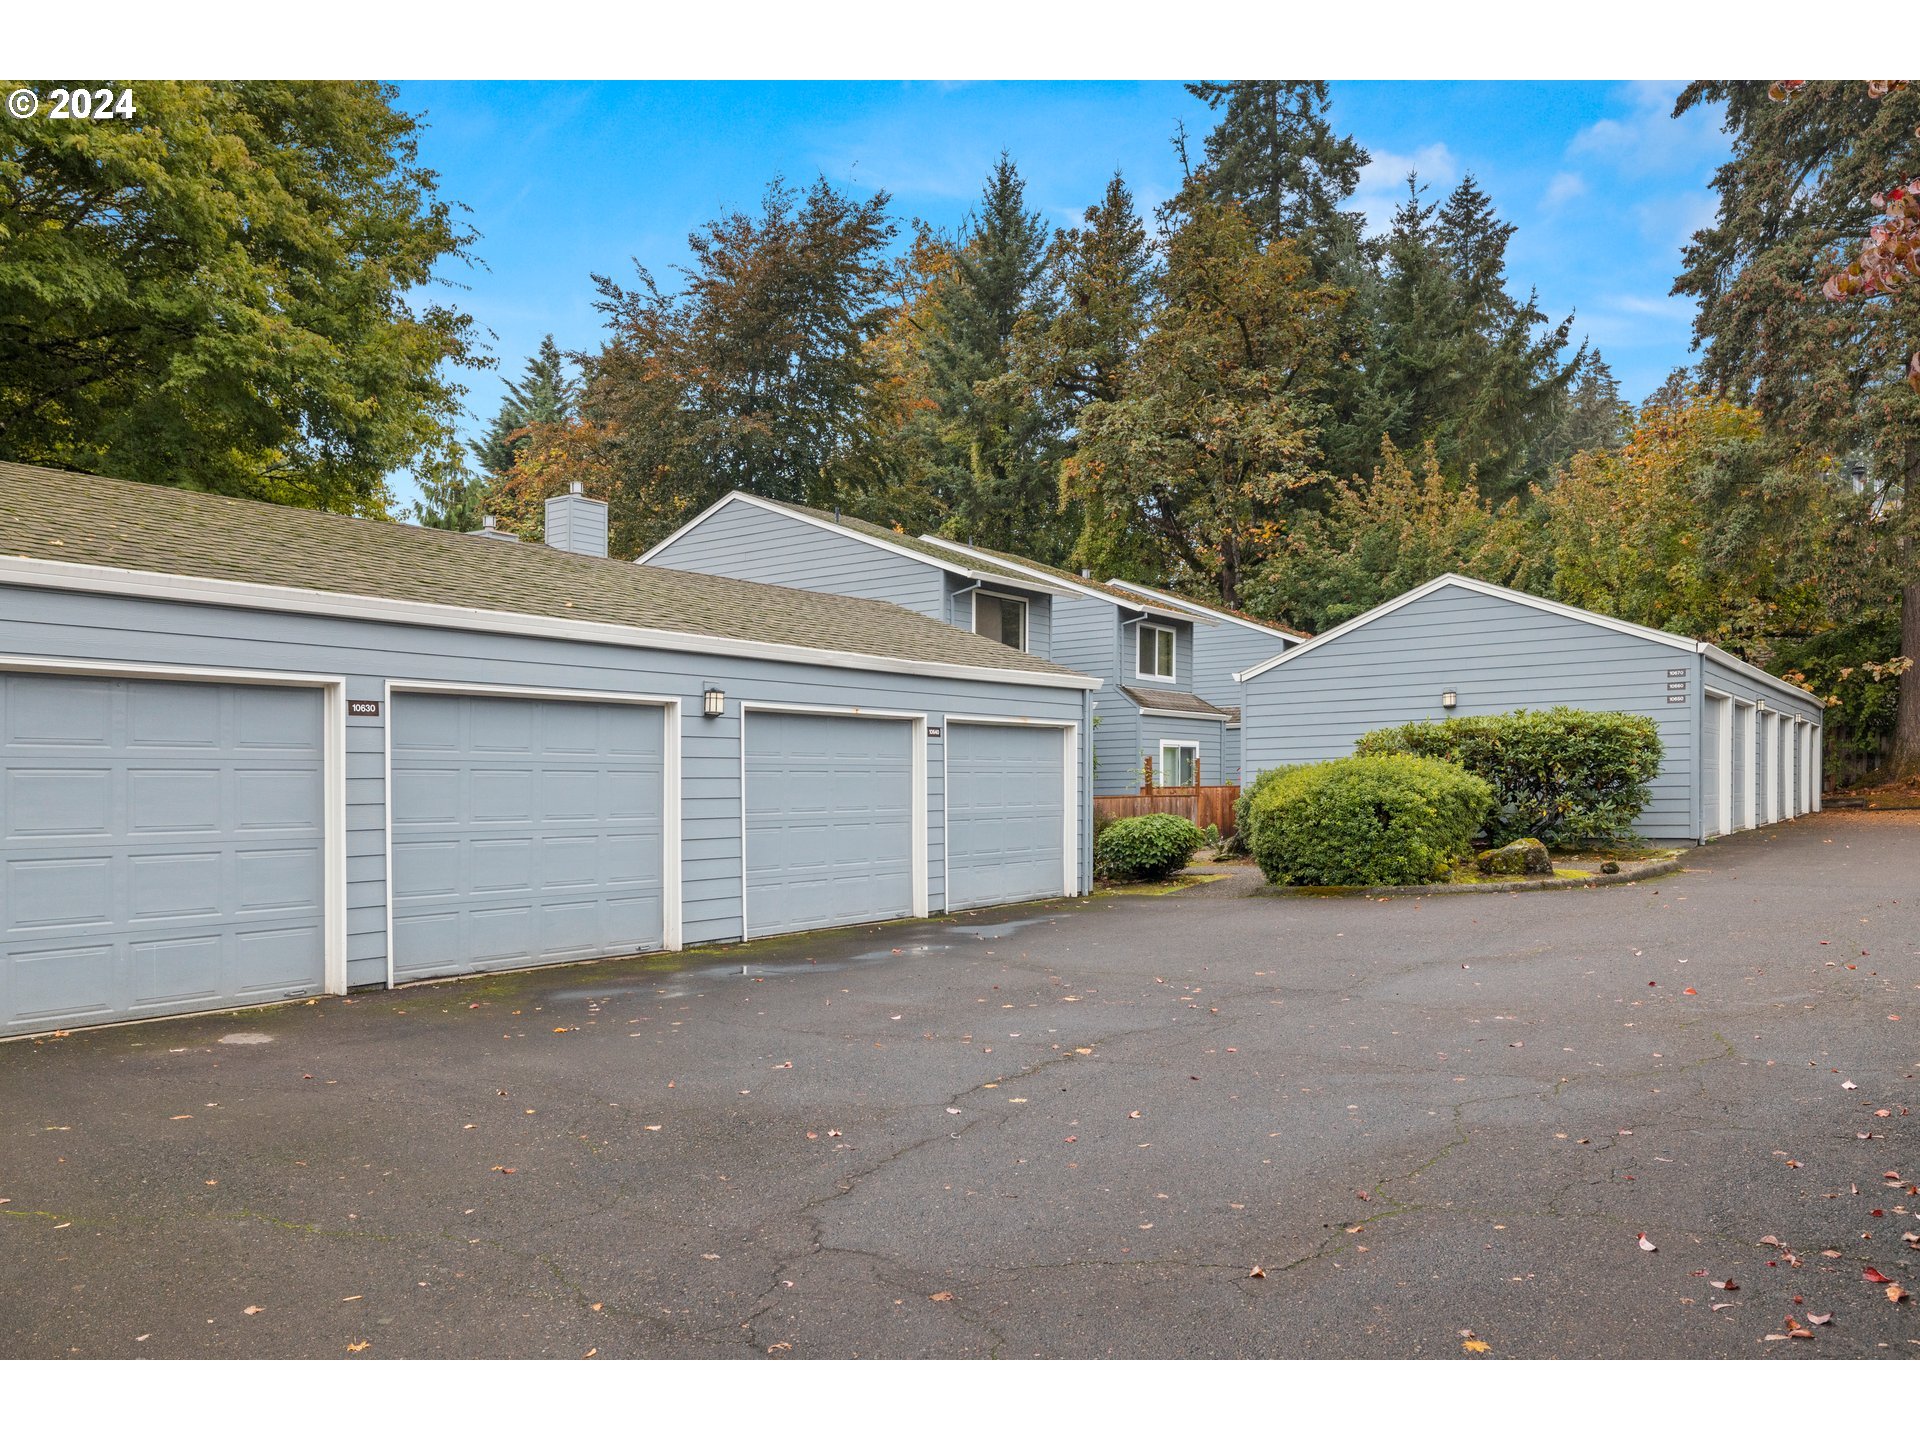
[643,498,946,620]
[1192,623,1291,710]
[1139,714,1227,792]
[1242,585,1705,841]
[0,584,1090,989]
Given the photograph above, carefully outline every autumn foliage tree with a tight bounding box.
[1064,201,1344,608]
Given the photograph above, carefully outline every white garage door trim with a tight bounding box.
[1704,688,1732,839]
[941,714,1080,905]
[0,653,348,1003]
[383,680,682,987]
[738,702,928,942]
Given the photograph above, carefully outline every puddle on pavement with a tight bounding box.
[217,1032,274,1046]
[943,917,1049,941]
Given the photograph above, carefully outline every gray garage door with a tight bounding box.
[744,711,914,937]
[947,723,1066,910]
[389,693,666,982]
[2,673,326,1037]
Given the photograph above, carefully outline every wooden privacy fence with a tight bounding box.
[1093,752,1240,836]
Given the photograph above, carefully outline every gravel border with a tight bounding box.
[1255,855,1684,899]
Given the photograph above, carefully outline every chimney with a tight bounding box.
[468,515,520,542]
[544,481,609,558]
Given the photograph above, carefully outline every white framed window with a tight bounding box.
[1157,741,1198,787]
[971,591,1029,652]
[1136,623,1175,680]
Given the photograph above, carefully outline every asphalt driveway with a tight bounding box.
[3,811,1917,1359]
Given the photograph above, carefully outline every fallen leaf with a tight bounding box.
[242,1306,264,1316]
[1889,1284,1909,1304]
[1638,1233,1658,1251]
[346,1340,370,1353]
[1248,1265,1266,1279]
[1711,1302,1734,1311]
[1842,1081,1858,1090]
[1808,1312,1833,1325]
[1711,1279,1739,1291]
[1461,1339,1490,1354]
[701,1254,720,1261]
[929,1291,954,1302]
[1758,1236,1781,1247]
[1863,1267,1893,1284]
[765,1342,791,1353]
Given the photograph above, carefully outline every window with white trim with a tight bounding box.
[1136,623,1175,680]
[1158,741,1198,787]
[972,592,1029,652]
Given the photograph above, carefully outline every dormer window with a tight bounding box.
[1136,623,1175,681]
[973,591,1029,652]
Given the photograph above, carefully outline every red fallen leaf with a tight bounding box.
[1862,1266,1892,1283]
[1872,1210,1885,1218]
[1638,1233,1657,1251]
[1684,988,1697,996]
[1711,1279,1739,1291]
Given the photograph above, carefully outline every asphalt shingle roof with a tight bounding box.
[1106,578,1311,639]
[1119,685,1234,719]
[740,495,1072,593]
[0,462,1093,683]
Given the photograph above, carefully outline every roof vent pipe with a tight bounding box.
[468,514,521,542]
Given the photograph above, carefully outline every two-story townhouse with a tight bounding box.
[1104,581,1307,783]
[911,539,1236,797]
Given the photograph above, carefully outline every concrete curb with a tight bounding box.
[1255,856,1684,900]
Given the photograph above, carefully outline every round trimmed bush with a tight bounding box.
[1095,813,1208,883]
[1249,755,1494,887]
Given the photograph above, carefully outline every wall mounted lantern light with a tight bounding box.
[1441,690,1458,710]
[703,687,726,718]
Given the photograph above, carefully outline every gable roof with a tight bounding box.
[0,462,1099,689]
[913,536,1208,622]
[1232,572,1818,706]
[1105,579,1310,641]
[636,491,1079,598]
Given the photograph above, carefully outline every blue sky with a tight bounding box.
[393,80,1730,500]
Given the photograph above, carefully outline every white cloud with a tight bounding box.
[1542,170,1587,208]
[1352,142,1457,236]
[1567,81,1727,175]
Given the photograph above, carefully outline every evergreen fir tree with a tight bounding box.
[921,156,1071,560]
[477,335,581,480]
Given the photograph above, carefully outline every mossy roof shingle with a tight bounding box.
[0,462,1093,684]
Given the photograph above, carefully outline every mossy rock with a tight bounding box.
[1474,837,1552,876]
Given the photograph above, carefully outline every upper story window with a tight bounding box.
[1136,623,1176,680]
[973,591,1029,652]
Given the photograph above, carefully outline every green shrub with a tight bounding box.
[1250,755,1494,887]
[1232,764,1299,858]
[1095,813,1209,883]
[1354,707,1663,847]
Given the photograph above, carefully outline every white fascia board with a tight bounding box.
[1107,579,1295,641]
[1697,641,1825,710]
[0,554,1103,693]
[1133,706,1230,723]
[1234,573,1698,684]
[914,535,1207,622]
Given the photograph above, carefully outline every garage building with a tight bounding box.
[0,463,1097,1038]
[1235,574,1824,845]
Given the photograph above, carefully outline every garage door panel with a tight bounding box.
[745,712,915,937]
[389,694,667,982]
[132,934,223,1006]
[125,681,221,748]
[8,768,111,835]
[947,724,1066,911]
[2,674,327,1037]
[129,851,221,922]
